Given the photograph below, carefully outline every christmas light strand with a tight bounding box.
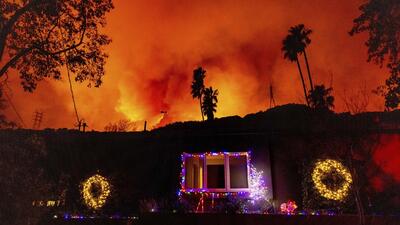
[179,151,269,203]
[179,151,250,195]
[249,164,268,203]
[311,159,352,201]
[82,174,111,210]
[280,200,298,214]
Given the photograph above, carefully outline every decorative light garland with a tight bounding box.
[179,151,269,203]
[280,200,298,214]
[179,151,251,196]
[32,200,62,207]
[82,174,111,210]
[311,159,352,201]
[179,191,249,198]
[249,164,268,203]
[178,151,273,213]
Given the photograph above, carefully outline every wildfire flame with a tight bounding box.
[3,0,386,130]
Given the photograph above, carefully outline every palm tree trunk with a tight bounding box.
[199,97,204,121]
[296,57,310,106]
[303,50,314,91]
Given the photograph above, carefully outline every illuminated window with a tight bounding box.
[206,154,225,189]
[185,156,204,189]
[182,152,249,192]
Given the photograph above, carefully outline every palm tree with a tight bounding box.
[191,67,206,121]
[282,35,309,106]
[307,85,334,111]
[202,87,218,121]
[289,24,314,91]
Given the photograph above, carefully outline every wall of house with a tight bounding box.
[0,130,399,214]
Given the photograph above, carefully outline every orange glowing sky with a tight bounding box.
[3,0,389,130]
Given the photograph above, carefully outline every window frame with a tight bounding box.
[182,152,250,193]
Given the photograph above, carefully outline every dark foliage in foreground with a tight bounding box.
[350,0,400,109]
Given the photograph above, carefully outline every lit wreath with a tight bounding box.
[82,174,111,209]
[311,159,352,201]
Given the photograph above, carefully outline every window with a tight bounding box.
[181,152,249,192]
[206,155,225,189]
[229,155,248,189]
[184,156,204,189]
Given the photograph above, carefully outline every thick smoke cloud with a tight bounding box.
[4,0,387,130]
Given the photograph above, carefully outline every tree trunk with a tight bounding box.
[303,50,314,91]
[349,145,365,225]
[199,97,204,121]
[296,57,310,106]
[0,47,32,78]
[353,170,365,225]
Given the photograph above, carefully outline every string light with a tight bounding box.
[82,174,111,210]
[280,200,297,214]
[249,164,268,203]
[311,159,352,201]
[32,200,62,207]
[179,151,250,195]
[179,151,268,201]
[178,151,274,213]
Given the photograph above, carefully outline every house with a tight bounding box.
[1,105,400,214]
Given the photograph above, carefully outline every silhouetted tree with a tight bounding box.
[0,0,114,91]
[341,83,370,114]
[350,0,400,109]
[307,85,334,111]
[282,35,309,106]
[202,86,218,121]
[104,119,137,132]
[0,87,16,129]
[0,88,7,126]
[191,67,206,121]
[289,24,314,91]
